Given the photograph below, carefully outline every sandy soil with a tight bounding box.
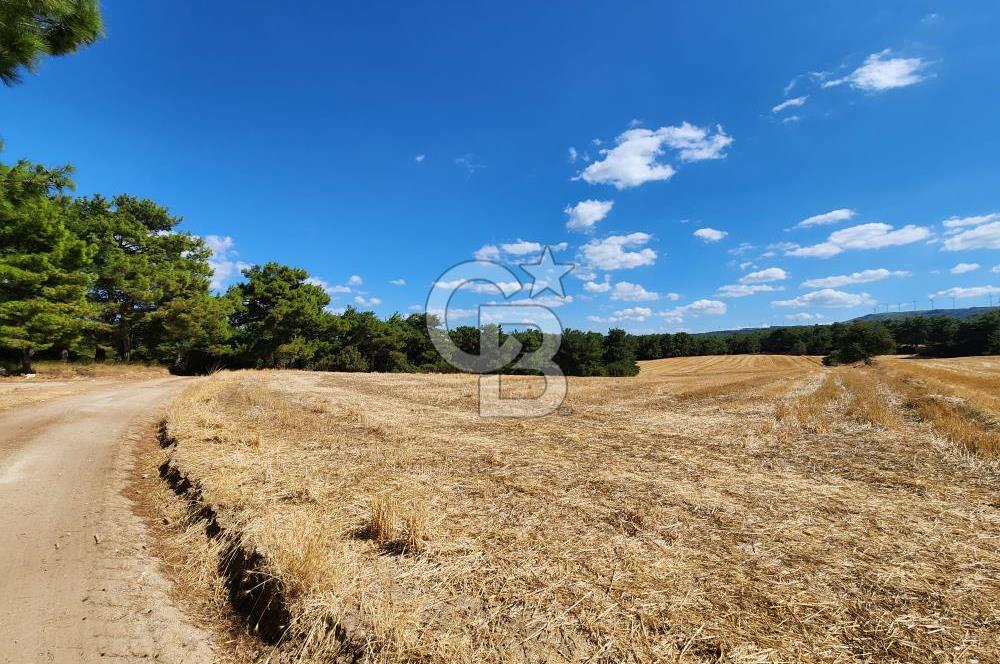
[0,377,215,663]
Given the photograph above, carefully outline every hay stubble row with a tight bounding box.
[158,355,1000,663]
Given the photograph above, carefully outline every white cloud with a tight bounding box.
[580,232,657,271]
[353,295,382,307]
[433,279,522,296]
[930,285,1000,299]
[415,154,425,163]
[787,222,931,258]
[740,267,787,284]
[576,122,732,189]
[942,220,1000,251]
[610,281,659,302]
[782,115,801,124]
[950,262,981,275]
[454,153,484,176]
[694,227,727,242]
[665,292,681,301]
[203,234,251,290]
[728,242,757,256]
[501,239,542,255]
[565,199,614,232]
[794,208,856,229]
[772,289,875,308]
[785,312,824,322]
[993,265,1000,274]
[772,96,807,113]
[943,213,1000,230]
[473,244,502,261]
[661,299,727,322]
[583,276,611,293]
[589,306,655,324]
[801,268,909,289]
[305,277,351,295]
[568,147,578,162]
[390,278,406,286]
[348,275,363,286]
[822,50,928,92]
[717,283,781,298]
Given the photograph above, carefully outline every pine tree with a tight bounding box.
[0,160,94,373]
[0,0,103,85]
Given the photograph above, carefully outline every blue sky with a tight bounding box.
[2,1,999,332]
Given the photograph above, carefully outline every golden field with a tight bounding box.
[155,355,1000,663]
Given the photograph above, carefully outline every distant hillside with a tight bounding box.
[852,306,998,323]
[694,306,998,337]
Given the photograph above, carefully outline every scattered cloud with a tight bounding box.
[454,153,485,176]
[950,262,981,275]
[801,268,909,289]
[782,115,801,124]
[941,214,1000,251]
[576,123,732,189]
[661,299,727,322]
[717,283,781,298]
[353,295,382,307]
[390,278,406,286]
[822,50,929,92]
[568,147,578,162]
[203,234,251,290]
[580,233,657,271]
[943,213,1000,230]
[565,199,614,232]
[929,285,1000,299]
[610,281,659,302]
[772,96,807,113]
[305,277,351,295]
[772,289,875,308]
[348,275,363,286]
[794,208,856,229]
[588,306,654,324]
[694,227,727,243]
[473,244,502,261]
[993,265,1000,274]
[785,312,825,322]
[787,222,931,258]
[728,242,757,256]
[740,267,787,284]
[500,239,542,255]
[433,279,521,296]
[583,276,611,293]
[415,154,425,163]
[665,292,681,301]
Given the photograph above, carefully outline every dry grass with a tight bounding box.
[158,356,1000,663]
[0,361,168,411]
[880,357,1000,457]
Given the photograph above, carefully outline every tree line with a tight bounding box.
[629,312,1000,366]
[0,157,645,376]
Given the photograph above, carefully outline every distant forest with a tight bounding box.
[2,157,999,376]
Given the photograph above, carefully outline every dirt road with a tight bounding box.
[0,377,214,663]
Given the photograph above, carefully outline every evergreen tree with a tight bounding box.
[72,195,214,361]
[0,160,93,373]
[0,0,103,85]
[229,263,330,368]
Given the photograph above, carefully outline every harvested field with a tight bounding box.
[157,356,1000,663]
